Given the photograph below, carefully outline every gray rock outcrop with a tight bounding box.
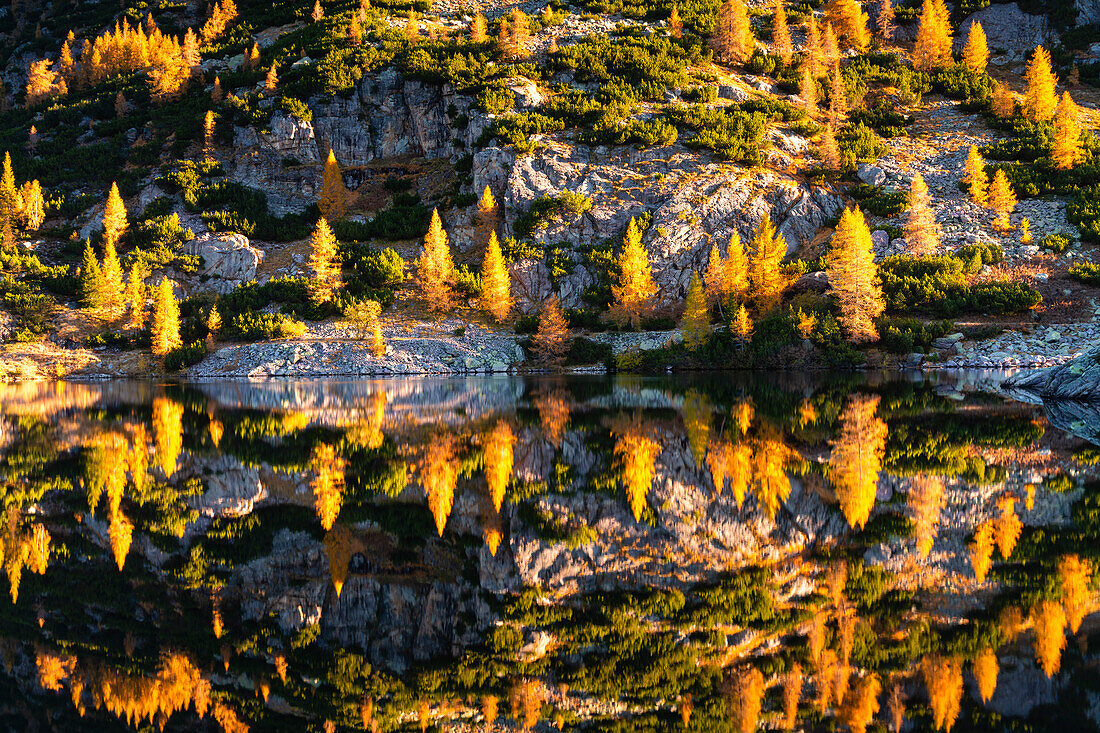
[1004,346,1100,400]
[956,4,1058,60]
[180,231,265,294]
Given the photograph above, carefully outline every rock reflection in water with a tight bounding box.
[0,374,1096,731]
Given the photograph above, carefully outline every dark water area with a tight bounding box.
[0,373,1098,732]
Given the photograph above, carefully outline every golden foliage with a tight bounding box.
[480,232,513,323]
[973,647,998,703]
[613,417,662,522]
[670,6,683,37]
[482,694,499,725]
[827,0,870,50]
[826,206,885,341]
[994,493,1021,560]
[509,679,543,732]
[988,169,1017,232]
[783,662,802,729]
[318,149,349,220]
[1031,600,1067,677]
[963,145,989,206]
[772,0,793,62]
[682,390,711,466]
[723,665,765,733]
[748,215,787,313]
[913,0,952,71]
[153,397,183,478]
[37,648,76,691]
[421,431,460,535]
[25,59,66,108]
[992,80,1015,118]
[611,218,657,328]
[839,673,880,733]
[750,423,793,518]
[324,524,354,597]
[1058,554,1092,634]
[922,655,963,731]
[1000,605,1024,643]
[904,174,940,256]
[809,609,827,665]
[815,648,838,711]
[202,0,239,41]
[711,0,754,65]
[535,388,571,446]
[908,475,943,558]
[887,679,905,732]
[969,519,995,582]
[483,421,516,513]
[962,21,988,73]
[311,443,347,531]
[681,272,712,351]
[829,394,888,529]
[1025,45,1058,122]
[532,296,570,365]
[309,216,342,304]
[109,508,134,571]
[151,278,182,356]
[723,232,750,304]
[416,209,455,314]
[1053,92,1085,170]
[126,263,148,330]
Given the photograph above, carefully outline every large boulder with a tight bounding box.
[181,231,265,293]
[1004,346,1100,400]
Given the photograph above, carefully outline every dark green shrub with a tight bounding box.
[515,193,594,238]
[838,122,887,172]
[229,312,308,340]
[877,317,953,354]
[1069,262,1100,285]
[1039,232,1073,253]
[566,337,613,365]
[664,104,769,163]
[164,341,207,371]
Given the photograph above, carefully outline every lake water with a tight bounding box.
[0,374,1097,732]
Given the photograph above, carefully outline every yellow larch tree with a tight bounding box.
[25,59,66,108]
[820,124,841,170]
[151,278,182,356]
[1058,554,1092,634]
[309,216,342,304]
[748,215,787,313]
[100,239,125,317]
[839,673,880,733]
[800,63,819,115]
[994,493,1021,560]
[480,232,513,323]
[962,21,988,73]
[973,647,998,703]
[751,423,793,517]
[712,0,754,66]
[421,431,459,535]
[416,208,455,314]
[534,387,571,446]
[905,173,940,256]
[913,0,952,72]
[476,185,500,252]
[783,662,802,729]
[102,182,128,247]
[732,304,753,348]
[1025,46,1057,122]
[963,145,989,206]
[670,6,683,38]
[265,65,278,92]
[723,232,750,304]
[21,180,44,230]
[773,0,793,64]
[611,217,658,328]
[988,169,1017,232]
[969,519,995,582]
[125,263,147,330]
[614,417,662,522]
[0,153,17,225]
[317,149,348,220]
[992,80,1015,118]
[681,272,711,351]
[907,474,943,559]
[1031,600,1067,677]
[312,444,346,531]
[822,22,840,69]
[1053,91,1084,170]
[921,655,963,732]
[532,296,570,364]
[483,420,515,513]
[828,61,847,124]
[827,0,870,51]
[825,206,884,342]
[724,665,765,733]
[829,394,887,529]
[470,13,487,42]
[805,16,825,76]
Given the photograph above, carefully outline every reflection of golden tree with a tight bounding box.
[809,609,827,666]
[311,444,347,531]
[723,665,764,733]
[482,505,504,557]
[612,417,662,522]
[826,560,848,611]
[152,397,184,478]
[837,605,856,668]
[907,475,943,558]
[973,647,998,703]
[1000,606,1023,643]
[534,389,571,447]
[887,678,905,733]
[509,679,543,732]
[1031,600,1067,677]
[1059,554,1092,634]
[348,391,387,449]
[994,494,1021,560]
[421,431,460,535]
[839,673,880,733]
[921,655,963,732]
[481,694,499,725]
[706,438,728,493]
[109,509,134,571]
[733,400,754,435]
[829,394,887,529]
[324,525,355,597]
[36,648,75,691]
[970,520,995,583]
[483,421,515,513]
[815,648,838,711]
[783,662,802,729]
[751,423,792,518]
[682,390,711,466]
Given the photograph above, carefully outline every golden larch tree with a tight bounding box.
[992,80,1014,118]
[994,493,1021,560]
[1001,605,1024,643]
[712,0,754,66]
[480,231,513,323]
[614,417,662,522]
[904,173,940,256]
[800,63,819,115]
[827,0,870,51]
[922,655,963,732]
[839,673,880,733]
[723,232,750,304]
[773,0,793,64]
[151,278,182,356]
[681,272,711,351]
[470,13,488,42]
[25,59,66,108]
[324,525,353,597]
[704,243,726,304]
[309,216,342,304]
[102,182,128,247]
[820,124,841,170]
[1025,45,1057,122]
[723,665,765,733]
[0,153,17,225]
[1031,600,1067,677]
[913,0,952,72]
[317,149,348,220]
[988,169,1017,232]
[532,296,570,364]
[963,145,989,206]
[973,647,998,703]
[828,61,847,124]
[100,238,125,316]
[825,206,884,342]
[815,648,838,711]
[829,393,887,529]
[732,304,753,348]
[750,423,794,517]
[476,185,500,252]
[1058,554,1092,634]
[421,430,459,536]
[907,474,943,559]
[822,22,840,68]
[805,16,824,76]
[782,662,802,729]
[265,65,278,92]
[611,217,658,328]
[416,208,455,314]
[670,6,683,38]
[962,21,988,73]
[125,263,147,330]
[1053,91,1084,170]
[748,215,787,313]
[21,180,44,230]
[970,519,995,582]
[311,444,346,531]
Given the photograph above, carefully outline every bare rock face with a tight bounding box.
[180,231,265,294]
[1078,0,1100,24]
[956,4,1058,60]
[509,258,554,314]
[179,454,267,518]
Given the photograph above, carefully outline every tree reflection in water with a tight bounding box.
[0,375,1093,731]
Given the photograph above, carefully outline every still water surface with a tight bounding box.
[0,374,1097,732]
